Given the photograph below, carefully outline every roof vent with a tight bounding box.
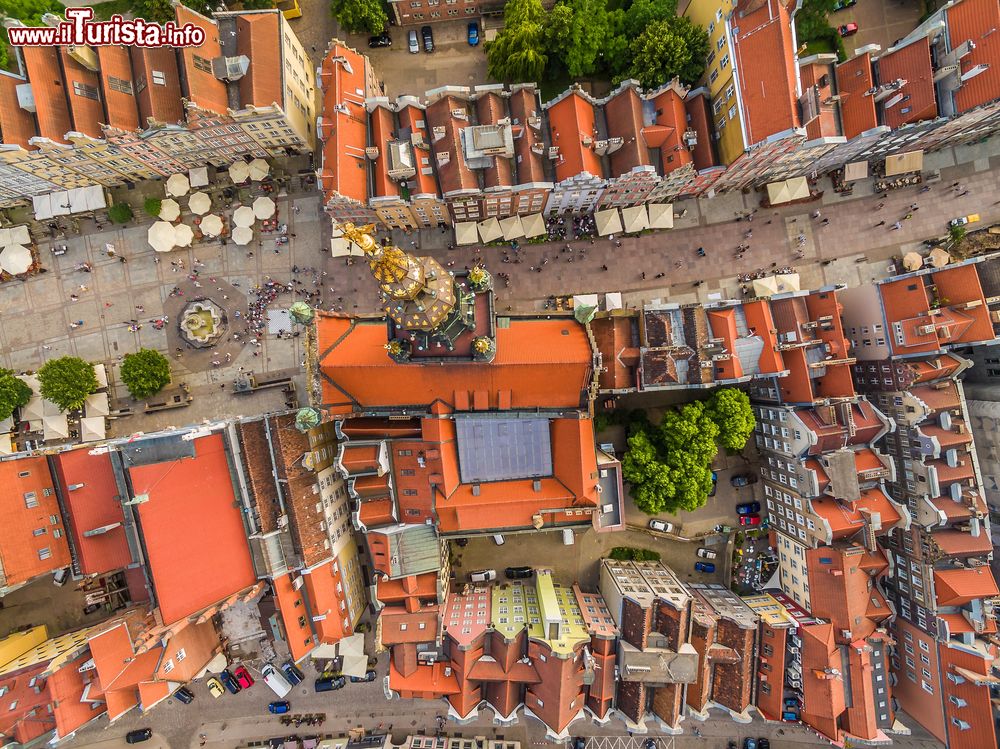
[472,484,480,496]
[532,480,542,492]
[68,483,84,491]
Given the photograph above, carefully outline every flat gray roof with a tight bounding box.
[455,416,552,483]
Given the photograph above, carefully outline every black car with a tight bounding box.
[421,25,434,52]
[173,686,194,704]
[350,669,377,683]
[571,739,586,749]
[219,669,241,694]
[281,659,304,686]
[505,566,534,579]
[315,675,347,692]
[368,33,392,48]
[757,740,770,749]
[125,729,153,744]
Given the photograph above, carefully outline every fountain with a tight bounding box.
[179,299,226,348]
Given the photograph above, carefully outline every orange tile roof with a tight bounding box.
[947,0,1000,113]
[389,659,460,695]
[437,479,583,534]
[130,48,184,125]
[128,434,256,624]
[934,567,1000,607]
[302,559,350,643]
[273,573,316,661]
[806,546,889,640]
[508,88,547,184]
[835,53,878,139]
[53,449,132,576]
[397,104,440,198]
[591,316,639,390]
[732,0,799,146]
[800,623,846,722]
[175,6,228,115]
[799,61,840,140]
[646,86,693,174]
[237,13,282,108]
[933,530,993,556]
[707,308,743,380]
[370,105,400,198]
[547,90,603,182]
[939,612,997,634]
[426,95,479,197]
[877,39,937,129]
[316,314,593,414]
[21,46,72,143]
[910,381,960,412]
[137,680,171,711]
[929,265,996,343]
[476,92,513,189]
[0,73,38,148]
[604,85,652,176]
[381,606,440,645]
[96,46,140,132]
[103,688,139,723]
[684,93,717,170]
[320,44,369,205]
[931,496,972,521]
[48,652,103,738]
[741,301,784,374]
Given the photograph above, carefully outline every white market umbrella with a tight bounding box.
[248,159,269,181]
[233,206,256,227]
[232,226,253,246]
[454,221,479,246]
[158,198,180,222]
[84,391,110,417]
[229,160,250,184]
[0,245,32,274]
[11,226,30,245]
[188,192,212,216]
[147,221,176,253]
[0,229,10,246]
[500,215,524,241]
[201,214,224,237]
[595,208,623,236]
[252,196,275,220]
[173,223,194,248]
[43,414,69,441]
[902,251,923,271]
[477,217,502,243]
[648,203,674,229]
[188,166,210,188]
[166,173,190,197]
[80,416,106,442]
[621,205,649,233]
[521,213,546,238]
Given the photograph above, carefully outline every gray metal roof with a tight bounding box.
[389,524,441,579]
[455,417,552,484]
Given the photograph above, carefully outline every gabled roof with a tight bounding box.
[369,104,400,199]
[96,47,141,132]
[302,559,350,643]
[835,53,878,139]
[798,60,841,140]
[58,49,103,139]
[425,95,479,197]
[646,84,694,174]
[397,104,441,198]
[475,91,513,189]
[0,73,38,148]
[876,38,937,129]
[603,83,652,176]
[934,567,1000,607]
[320,44,370,206]
[546,89,603,182]
[21,46,72,143]
[174,5,228,115]
[273,573,316,662]
[508,87,547,184]
[684,92,717,170]
[947,0,1000,112]
[129,47,184,125]
[236,13,283,109]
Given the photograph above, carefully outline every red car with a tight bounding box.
[233,665,254,689]
[739,514,762,526]
[839,22,858,37]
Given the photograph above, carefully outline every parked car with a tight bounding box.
[696,548,718,559]
[261,663,292,698]
[505,566,534,579]
[758,740,771,749]
[125,730,153,744]
[839,22,859,36]
[571,739,586,749]
[783,697,800,708]
[421,25,434,52]
[368,33,391,48]
[233,665,254,689]
[469,569,497,582]
[832,0,855,9]
[268,701,291,714]
[950,214,981,227]
[695,561,716,573]
[492,534,505,545]
[709,470,718,497]
[743,739,757,749]
[648,519,675,533]
[206,677,224,698]
[736,501,761,515]
[173,686,194,704]
[281,660,304,686]
[467,21,479,45]
[739,514,763,526]
[730,473,758,487]
[350,670,377,683]
[314,675,347,692]
[407,29,419,53]
[219,669,241,694]
[782,710,799,721]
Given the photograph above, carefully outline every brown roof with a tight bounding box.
[0,72,38,148]
[799,60,840,140]
[508,88,547,184]
[175,5,229,115]
[835,53,878,139]
[319,44,370,205]
[426,95,479,197]
[947,0,1000,113]
[877,38,937,129]
[604,84,652,176]
[96,47,140,132]
[547,89,603,181]
[21,46,72,143]
[934,567,1000,607]
[684,93,717,170]
[370,105,400,198]
[475,92,513,189]
[237,13,283,108]
[647,86,693,174]
[397,104,440,198]
[130,47,184,125]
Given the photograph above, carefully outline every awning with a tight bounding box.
[201,214,224,237]
[173,224,194,248]
[80,416,106,442]
[330,236,353,256]
[188,192,212,215]
[158,198,180,222]
[521,212,546,238]
[929,247,951,268]
[188,166,209,188]
[22,395,44,422]
[902,251,923,271]
[0,433,12,456]
[32,186,105,220]
[752,273,800,296]
[499,215,524,241]
[455,221,479,246]
[232,226,254,246]
[766,177,810,205]
[43,414,69,441]
[648,202,674,229]
[621,205,649,233]
[248,159,270,181]
[252,196,276,220]
[147,221,176,253]
[166,173,190,197]
[229,160,250,184]
[844,160,868,182]
[94,364,108,389]
[233,206,256,227]
[477,217,502,243]
[0,245,32,274]
[884,150,923,176]
[605,292,623,310]
[84,391,110,417]
[595,208,623,236]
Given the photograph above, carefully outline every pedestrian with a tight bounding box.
[891,221,902,230]
[875,220,886,227]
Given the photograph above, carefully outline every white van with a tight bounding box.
[469,569,497,583]
[261,663,292,698]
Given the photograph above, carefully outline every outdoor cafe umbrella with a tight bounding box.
[232,226,254,246]
[188,191,212,215]
[173,223,194,248]
[229,160,250,184]
[252,196,276,220]
[158,198,180,222]
[201,214,224,237]
[929,247,951,268]
[166,173,190,197]
[902,251,923,272]
[0,244,32,274]
[248,159,270,181]
[233,206,256,227]
[147,221,176,253]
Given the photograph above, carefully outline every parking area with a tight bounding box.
[0,573,121,638]
[836,0,924,56]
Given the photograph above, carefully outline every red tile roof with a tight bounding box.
[130,48,184,125]
[476,92,513,189]
[48,652,102,738]
[799,61,840,140]
[932,530,993,556]
[0,72,38,148]
[508,88,547,184]
[604,84,652,176]
[369,105,400,199]
[646,85,694,174]
[426,95,479,197]
[272,573,316,662]
[319,44,369,205]
[547,90,603,182]
[732,0,799,146]
[21,46,72,143]
[302,559,351,643]
[947,0,1000,113]
[591,316,639,390]
[397,104,440,198]
[96,47,140,132]
[835,53,878,139]
[175,5,228,115]
[237,13,282,109]
[934,567,1000,607]
[877,38,937,129]
[128,434,255,624]
[684,93,717,170]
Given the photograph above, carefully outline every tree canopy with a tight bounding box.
[120,349,171,400]
[330,0,387,35]
[625,16,709,88]
[0,368,32,421]
[108,203,133,224]
[705,388,755,452]
[37,357,98,413]
[487,0,548,82]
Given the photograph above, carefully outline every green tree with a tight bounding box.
[108,203,133,224]
[706,388,755,452]
[120,349,171,400]
[625,16,709,88]
[487,0,548,82]
[143,198,162,217]
[37,356,97,413]
[240,0,275,8]
[0,368,32,421]
[0,0,65,71]
[623,0,677,39]
[330,0,387,34]
[546,0,608,78]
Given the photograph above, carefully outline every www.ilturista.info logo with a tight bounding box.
[6,7,207,48]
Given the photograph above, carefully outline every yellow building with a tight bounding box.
[741,592,798,628]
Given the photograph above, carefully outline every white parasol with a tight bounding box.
[165,173,190,197]
[229,160,250,184]
[158,198,180,222]
[248,159,269,181]
[147,221,176,253]
[173,223,194,248]
[188,192,212,215]
[201,214,224,237]
[0,245,32,274]
[232,226,253,246]
[233,206,256,227]
[252,196,276,220]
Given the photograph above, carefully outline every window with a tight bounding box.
[708,21,715,34]
[401,469,416,476]
[720,54,730,69]
[73,81,99,100]
[38,547,51,560]
[163,659,174,674]
[7,701,17,711]
[714,99,725,115]
[717,36,726,50]
[24,492,38,508]
[176,648,186,661]
[193,55,212,73]
[108,76,133,95]
[399,623,407,631]
[151,70,166,86]
[710,69,719,84]
[32,528,46,537]
[728,105,737,120]
[725,84,735,100]
[716,8,723,20]
[707,50,716,66]
[17,471,30,478]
